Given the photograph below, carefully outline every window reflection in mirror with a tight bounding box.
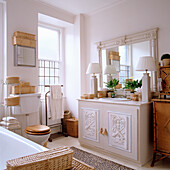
[14,45,36,67]
[102,40,150,88]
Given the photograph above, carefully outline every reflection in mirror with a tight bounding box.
[102,41,150,87]
[14,45,36,67]
[97,28,158,92]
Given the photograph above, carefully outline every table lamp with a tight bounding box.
[104,65,117,82]
[136,56,156,102]
[86,63,101,97]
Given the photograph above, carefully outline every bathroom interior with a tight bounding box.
[0,0,170,169]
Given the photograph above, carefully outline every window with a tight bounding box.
[119,45,130,85]
[38,25,62,93]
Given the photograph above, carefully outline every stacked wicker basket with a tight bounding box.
[0,77,21,131]
[6,146,95,170]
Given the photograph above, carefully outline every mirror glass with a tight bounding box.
[97,28,158,92]
[14,45,36,67]
[102,41,150,88]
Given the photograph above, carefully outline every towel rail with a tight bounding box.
[44,85,63,142]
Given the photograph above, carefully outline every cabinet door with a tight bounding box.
[102,104,138,160]
[79,101,102,148]
[155,102,170,152]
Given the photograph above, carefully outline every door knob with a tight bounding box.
[102,128,108,136]
[99,128,103,134]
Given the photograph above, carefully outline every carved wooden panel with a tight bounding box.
[108,111,132,152]
[81,108,99,142]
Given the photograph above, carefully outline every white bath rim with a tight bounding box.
[0,127,48,170]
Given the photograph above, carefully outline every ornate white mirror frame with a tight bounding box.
[96,27,159,92]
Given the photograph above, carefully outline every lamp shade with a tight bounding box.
[136,56,156,71]
[104,65,116,75]
[86,63,101,74]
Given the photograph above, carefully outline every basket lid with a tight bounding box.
[67,118,78,122]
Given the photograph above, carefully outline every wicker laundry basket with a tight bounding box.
[67,118,78,138]
[6,146,73,170]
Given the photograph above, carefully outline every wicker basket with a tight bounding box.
[13,31,35,40]
[6,146,73,170]
[67,118,78,138]
[64,110,71,119]
[6,77,20,84]
[11,86,35,94]
[5,96,20,106]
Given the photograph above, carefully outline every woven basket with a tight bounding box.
[67,118,78,138]
[6,146,73,170]
[6,77,20,84]
[5,96,20,106]
[64,110,71,119]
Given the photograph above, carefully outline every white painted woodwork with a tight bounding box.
[107,111,132,152]
[78,99,153,166]
[81,107,99,142]
[96,28,158,92]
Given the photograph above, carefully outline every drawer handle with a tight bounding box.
[102,128,108,136]
[99,128,103,134]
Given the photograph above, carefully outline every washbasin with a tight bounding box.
[98,98,131,101]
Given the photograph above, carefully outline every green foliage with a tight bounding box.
[123,79,142,92]
[104,78,119,90]
[161,54,170,60]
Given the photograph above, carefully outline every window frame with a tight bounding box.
[38,23,62,62]
[38,23,64,94]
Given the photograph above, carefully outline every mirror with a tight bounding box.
[14,45,36,67]
[97,28,159,92]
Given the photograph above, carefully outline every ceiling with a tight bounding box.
[38,0,125,15]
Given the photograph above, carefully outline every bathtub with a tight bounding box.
[0,127,48,170]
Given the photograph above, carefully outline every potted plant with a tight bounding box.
[161,54,170,66]
[104,78,119,98]
[123,79,142,100]
[123,79,142,93]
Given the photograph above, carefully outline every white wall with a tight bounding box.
[84,0,170,92]
[5,0,81,123]
[65,15,83,118]
[6,0,74,89]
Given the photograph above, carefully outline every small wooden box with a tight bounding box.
[67,118,78,138]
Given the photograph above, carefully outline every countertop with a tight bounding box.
[78,98,152,106]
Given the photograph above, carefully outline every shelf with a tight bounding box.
[159,66,170,68]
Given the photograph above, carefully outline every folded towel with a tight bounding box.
[0,121,19,127]
[2,116,18,123]
[7,124,21,130]
[50,85,62,99]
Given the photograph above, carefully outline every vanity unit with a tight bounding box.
[78,98,153,166]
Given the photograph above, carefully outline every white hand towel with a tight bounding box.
[2,116,17,122]
[49,85,63,120]
[0,121,19,127]
[50,85,62,99]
